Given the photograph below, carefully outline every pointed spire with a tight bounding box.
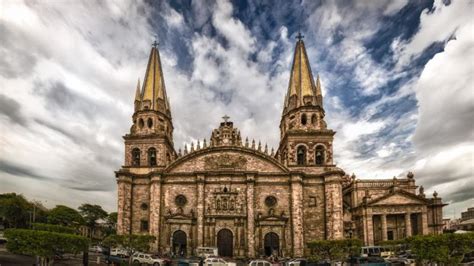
[284,34,321,112]
[184,144,188,155]
[197,140,201,150]
[141,42,170,113]
[251,139,255,149]
[135,78,141,102]
[203,138,207,148]
[258,141,262,152]
[271,147,274,156]
[191,142,195,152]
[264,143,268,154]
[178,148,182,157]
[315,74,323,107]
[245,137,249,148]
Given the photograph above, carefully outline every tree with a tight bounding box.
[0,193,32,228]
[104,212,118,236]
[78,203,108,238]
[308,239,363,262]
[407,233,474,265]
[47,205,84,227]
[5,228,89,266]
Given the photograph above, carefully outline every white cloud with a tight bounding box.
[394,0,473,68]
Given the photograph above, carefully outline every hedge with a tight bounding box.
[32,223,77,234]
[5,229,89,258]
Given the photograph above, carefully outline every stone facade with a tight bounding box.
[116,38,445,257]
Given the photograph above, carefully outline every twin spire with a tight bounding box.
[134,35,322,117]
[283,36,323,113]
[134,43,170,116]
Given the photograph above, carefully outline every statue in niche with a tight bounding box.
[216,199,221,210]
[269,208,275,216]
[177,207,183,214]
[229,199,235,210]
[223,198,228,210]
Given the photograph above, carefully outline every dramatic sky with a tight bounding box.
[0,0,472,216]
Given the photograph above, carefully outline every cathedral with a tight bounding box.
[116,37,445,258]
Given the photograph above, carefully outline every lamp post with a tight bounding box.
[348,228,353,266]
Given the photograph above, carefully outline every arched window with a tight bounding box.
[315,145,325,165]
[311,114,317,125]
[138,118,144,129]
[297,146,306,165]
[301,114,307,125]
[147,118,153,128]
[148,148,157,166]
[132,148,140,166]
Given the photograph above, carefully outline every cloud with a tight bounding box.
[0,94,27,125]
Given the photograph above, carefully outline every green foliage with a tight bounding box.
[78,204,108,227]
[4,228,89,258]
[103,234,156,254]
[307,239,363,262]
[32,223,76,234]
[407,233,474,265]
[0,193,32,228]
[47,205,84,226]
[107,212,118,225]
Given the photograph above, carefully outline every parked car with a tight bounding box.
[110,248,128,257]
[89,245,103,253]
[205,257,236,266]
[0,231,7,244]
[196,247,218,258]
[249,260,272,266]
[103,254,127,265]
[132,252,165,266]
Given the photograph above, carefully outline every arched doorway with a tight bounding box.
[264,232,279,256]
[172,230,187,257]
[217,229,233,257]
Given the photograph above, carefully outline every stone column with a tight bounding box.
[196,174,205,247]
[381,214,388,242]
[246,173,256,258]
[149,175,162,252]
[365,213,374,246]
[405,213,412,238]
[324,175,344,239]
[117,176,132,234]
[421,209,429,235]
[290,174,304,257]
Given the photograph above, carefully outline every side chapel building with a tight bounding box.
[116,37,445,258]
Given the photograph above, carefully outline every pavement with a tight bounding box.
[0,244,109,266]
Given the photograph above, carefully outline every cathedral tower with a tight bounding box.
[277,34,335,169]
[125,43,176,169]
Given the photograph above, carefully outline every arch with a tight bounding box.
[138,118,144,129]
[315,145,325,165]
[217,229,233,257]
[172,230,187,257]
[311,114,317,125]
[132,148,140,166]
[264,232,280,256]
[148,147,157,166]
[301,113,307,125]
[147,117,153,128]
[297,146,306,165]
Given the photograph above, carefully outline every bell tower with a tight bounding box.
[277,34,335,168]
[124,41,176,168]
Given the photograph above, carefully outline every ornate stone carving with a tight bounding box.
[204,154,247,170]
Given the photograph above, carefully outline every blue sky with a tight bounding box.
[0,0,472,216]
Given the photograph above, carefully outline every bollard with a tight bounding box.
[97,256,100,264]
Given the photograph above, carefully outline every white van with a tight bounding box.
[361,246,382,257]
[196,247,218,258]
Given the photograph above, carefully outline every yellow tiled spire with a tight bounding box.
[134,78,141,102]
[284,34,321,111]
[140,42,170,113]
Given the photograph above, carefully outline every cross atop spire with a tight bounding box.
[222,115,230,123]
[296,32,304,41]
[152,40,159,48]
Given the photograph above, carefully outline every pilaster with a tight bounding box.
[246,173,256,258]
[290,174,304,257]
[196,174,205,247]
[149,175,162,251]
[117,176,132,234]
[405,213,412,238]
[381,214,387,242]
[324,174,344,239]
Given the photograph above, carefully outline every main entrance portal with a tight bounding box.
[264,232,279,256]
[172,230,187,257]
[217,229,233,257]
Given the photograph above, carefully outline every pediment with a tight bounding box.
[368,191,428,206]
[166,147,287,174]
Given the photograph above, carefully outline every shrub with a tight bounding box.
[32,223,77,234]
